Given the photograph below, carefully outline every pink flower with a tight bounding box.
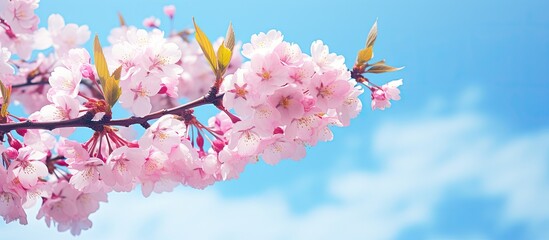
[47,66,82,99]
[143,16,160,28]
[267,85,305,123]
[0,168,27,224]
[310,40,346,73]
[7,147,47,188]
[163,5,176,19]
[0,0,39,34]
[69,157,111,193]
[0,47,14,75]
[139,148,178,197]
[371,79,403,110]
[228,121,268,156]
[104,146,146,192]
[309,70,351,109]
[42,14,91,54]
[242,30,283,58]
[247,53,288,93]
[139,114,186,153]
[119,69,162,117]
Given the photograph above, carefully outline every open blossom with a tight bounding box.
[0,46,14,75]
[163,5,176,19]
[139,148,178,197]
[47,66,82,99]
[0,168,28,225]
[242,30,283,58]
[119,71,162,117]
[140,114,186,153]
[33,14,91,54]
[103,146,146,192]
[0,0,39,34]
[143,16,160,28]
[0,0,403,232]
[7,147,47,189]
[371,79,403,110]
[310,40,346,73]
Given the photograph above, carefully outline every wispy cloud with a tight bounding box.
[3,97,548,240]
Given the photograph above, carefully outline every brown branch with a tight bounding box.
[0,93,224,134]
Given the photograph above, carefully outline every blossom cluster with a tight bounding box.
[0,1,403,235]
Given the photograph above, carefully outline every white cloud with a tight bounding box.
[2,104,549,239]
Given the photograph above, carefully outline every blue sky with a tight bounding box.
[2,0,549,239]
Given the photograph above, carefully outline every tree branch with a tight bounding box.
[0,93,225,133]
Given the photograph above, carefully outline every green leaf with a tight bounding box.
[0,80,11,118]
[217,43,232,77]
[366,20,378,49]
[224,23,235,52]
[193,18,218,73]
[94,35,122,108]
[118,12,126,26]
[366,64,403,74]
[356,46,373,65]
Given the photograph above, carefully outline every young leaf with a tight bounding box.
[0,80,11,118]
[217,43,232,77]
[356,46,374,65]
[366,20,378,48]
[193,18,218,73]
[224,23,235,52]
[118,12,126,26]
[93,35,122,108]
[366,64,403,74]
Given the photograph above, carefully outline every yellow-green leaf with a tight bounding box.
[94,35,122,108]
[118,12,126,26]
[217,43,232,77]
[0,80,11,118]
[224,23,235,52]
[366,20,378,49]
[356,46,374,65]
[193,18,218,73]
[366,64,403,74]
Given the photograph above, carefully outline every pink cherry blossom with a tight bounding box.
[371,79,403,110]
[163,5,176,19]
[0,0,39,34]
[242,30,283,58]
[103,146,146,192]
[310,40,346,73]
[267,85,305,123]
[47,66,82,99]
[0,168,28,224]
[309,70,351,109]
[139,114,186,153]
[139,148,178,197]
[7,146,47,188]
[119,70,162,117]
[69,157,111,193]
[0,46,14,75]
[143,16,160,28]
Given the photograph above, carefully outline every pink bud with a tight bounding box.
[301,95,316,113]
[212,139,225,153]
[16,128,27,136]
[163,5,176,19]
[157,84,168,94]
[80,64,96,81]
[143,16,160,28]
[7,135,22,150]
[273,127,284,135]
[5,147,18,159]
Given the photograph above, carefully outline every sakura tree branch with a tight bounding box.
[0,93,224,134]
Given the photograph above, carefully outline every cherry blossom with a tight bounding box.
[0,2,402,235]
